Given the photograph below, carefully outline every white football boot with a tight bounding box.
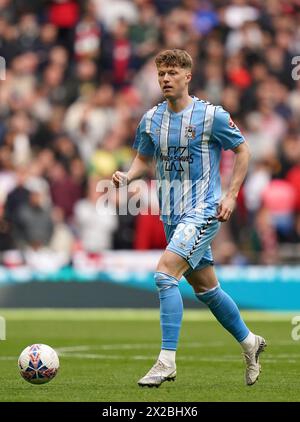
[243,335,267,386]
[138,360,176,388]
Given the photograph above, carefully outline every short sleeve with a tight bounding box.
[133,115,155,157]
[211,106,245,150]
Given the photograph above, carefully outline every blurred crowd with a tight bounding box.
[1,0,300,269]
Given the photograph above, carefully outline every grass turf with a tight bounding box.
[0,309,299,402]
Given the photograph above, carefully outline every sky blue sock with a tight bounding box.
[196,285,249,342]
[154,271,183,351]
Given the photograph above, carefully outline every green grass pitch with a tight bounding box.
[0,309,299,402]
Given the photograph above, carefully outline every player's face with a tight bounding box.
[157,65,191,100]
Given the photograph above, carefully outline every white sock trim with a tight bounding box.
[196,283,220,296]
[159,349,176,367]
[240,331,256,351]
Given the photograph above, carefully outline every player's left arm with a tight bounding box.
[212,106,250,222]
[216,141,250,222]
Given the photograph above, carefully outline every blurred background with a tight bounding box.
[0,0,300,310]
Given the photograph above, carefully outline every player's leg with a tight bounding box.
[186,265,251,341]
[141,220,220,387]
[155,250,189,360]
[150,216,220,383]
[185,264,266,385]
[137,249,190,388]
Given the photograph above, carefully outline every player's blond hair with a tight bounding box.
[155,49,193,70]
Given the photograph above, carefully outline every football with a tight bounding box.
[18,344,59,384]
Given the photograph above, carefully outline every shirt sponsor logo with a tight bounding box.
[160,147,194,171]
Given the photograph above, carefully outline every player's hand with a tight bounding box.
[112,171,129,188]
[216,195,236,222]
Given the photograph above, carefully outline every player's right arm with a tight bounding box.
[112,112,155,188]
[112,152,152,188]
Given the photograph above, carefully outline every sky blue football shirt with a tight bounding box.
[133,97,245,225]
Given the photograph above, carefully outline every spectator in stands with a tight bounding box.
[262,179,297,242]
[0,200,14,251]
[4,166,30,242]
[48,161,82,221]
[74,177,117,252]
[64,83,116,163]
[15,184,54,249]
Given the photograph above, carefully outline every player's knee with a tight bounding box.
[187,275,208,293]
[157,255,174,274]
[195,284,220,304]
[157,253,187,279]
[190,282,203,294]
[154,271,178,291]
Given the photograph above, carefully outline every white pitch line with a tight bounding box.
[58,353,297,364]
[97,342,225,350]
[54,343,300,360]
[55,340,300,352]
[0,352,296,364]
[266,353,300,359]
[59,353,123,360]
[55,345,92,353]
[273,340,300,346]
[4,342,299,365]
[56,341,225,353]
[0,356,17,361]
[59,353,241,362]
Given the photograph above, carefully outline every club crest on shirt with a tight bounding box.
[185,125,196,139]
